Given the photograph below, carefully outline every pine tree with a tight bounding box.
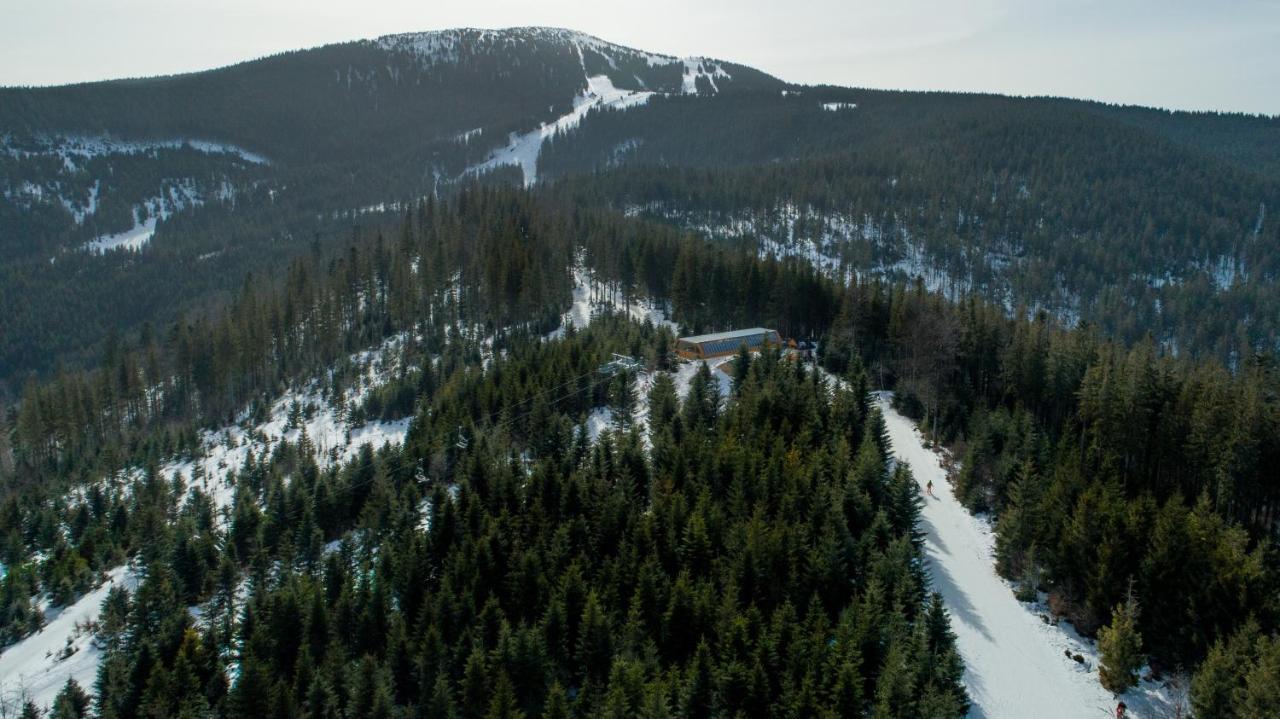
[732,344,752,395]
[1241,635,1280,718]
[422,672,456,719]
[683,640,715,719]
[50,678,91,719]
[483,673,524,719]
[542,683,570,719]
[1098,589,1144,693]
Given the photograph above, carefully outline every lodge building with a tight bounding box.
[675,328,782,360]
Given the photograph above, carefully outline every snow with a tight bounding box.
[821,101,857,111]
[81,179,210,253]
[377,27,686,76]
[548,266,597,339]
[585,407,616,442]
[874,393,1182,718]
[58,180,99,225]
[154,335,415,520]
[468,74,652,186]
[83,214,157,253]
[4,134,267,167]
[681,58,730,94]
[0,565,139,711]
[546,264,678,340]
[672,358,734,401]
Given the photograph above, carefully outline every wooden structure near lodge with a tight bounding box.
[676,328,782,360]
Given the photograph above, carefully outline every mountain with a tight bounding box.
[1,26,1278,389]
[5,26,1280,719]
[0,28,779,394]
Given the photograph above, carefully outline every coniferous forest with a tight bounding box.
[0,188,1277,716]
[2,24,1280,719]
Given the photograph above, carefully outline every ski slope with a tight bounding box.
[468,74,652,186]
[875,393,1180,718]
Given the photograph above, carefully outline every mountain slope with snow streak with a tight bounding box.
[470,74,653,186]
[874,393,1182,719]
[0,565,139,711]
[377,27,737,97]
[156,334,414,519]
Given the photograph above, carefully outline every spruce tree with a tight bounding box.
[50,678,91,719]
[1098,589,1144,693]
[483,673,523,719]
[1241,636,1280,718]
[732,344,752,395]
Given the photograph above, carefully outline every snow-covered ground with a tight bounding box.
[0,337,417,707]
[681,58,730,94]
[3,134,267,169]
[159,335,414,518]
[546,265,678,340]
[671,356,733,400]
[585,406,616,442]
[84,214,159,253]
[81,179,209,253]
[468,74,652,186]
[875,393,1182,718]
[0,565,139,711]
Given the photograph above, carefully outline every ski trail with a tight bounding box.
[875,393,1168,719]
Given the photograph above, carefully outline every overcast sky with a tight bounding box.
[4,0,1278,115]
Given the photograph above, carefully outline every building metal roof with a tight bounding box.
[678,328,776,345]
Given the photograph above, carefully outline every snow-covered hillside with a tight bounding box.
[376,27,734,97]
[0,337,416,708]
[547,265,677,341]
[0,565,139,710]
[378,27,740,185]
[875,393,1184,719]
[3,133,264,255]
[156,334,415,519]
[470,74,653,186]
[81,179,213,253]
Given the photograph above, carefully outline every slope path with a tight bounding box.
[875,393,1178,719]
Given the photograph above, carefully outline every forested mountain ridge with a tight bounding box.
[541,90,1280,362]
[4,23,1280,718]
[0,190,975,716]
[0,27,770,167]
[4,28,1277,392]
[0,27,777,395]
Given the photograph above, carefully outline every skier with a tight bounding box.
[1115,701,1127,718]
[925,480,935,498]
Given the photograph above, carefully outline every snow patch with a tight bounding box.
[84,215,158,253]
[585,406,616,442]
[5,134,267,167]
[546,264,678,340]
[82,179,208,253]
[681,58,731,94]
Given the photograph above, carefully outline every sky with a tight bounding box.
[3,0,1278,115]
